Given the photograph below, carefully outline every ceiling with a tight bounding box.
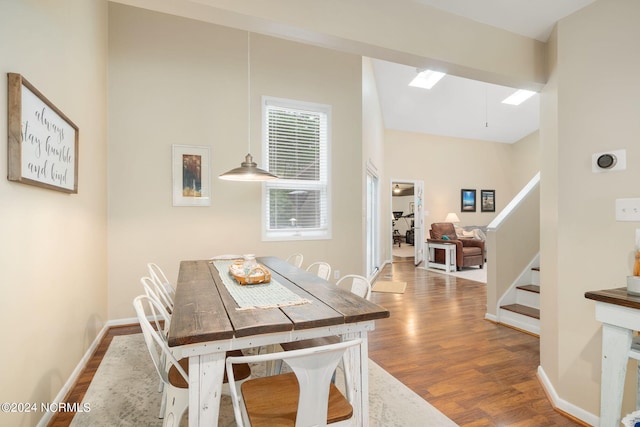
[374,0,596,144]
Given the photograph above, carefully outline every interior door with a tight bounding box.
[413,180,425,266]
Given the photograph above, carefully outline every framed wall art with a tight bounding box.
[481,189,496,212]
[172,144,211,206]
[7,73,79,193]
[460,189,476,212]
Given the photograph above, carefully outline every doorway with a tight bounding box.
[391,180,424,265]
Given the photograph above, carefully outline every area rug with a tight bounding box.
[424,266,487,284]
[372,280,407,294]
[71,334,457,427]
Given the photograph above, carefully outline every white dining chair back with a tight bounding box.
[336,274,372,300]
[134,295,188,427]
[226,339,362,427]
[141,276,174,319]
[286,253,304,268]
[306,261,332,281]
[147,263,176,307]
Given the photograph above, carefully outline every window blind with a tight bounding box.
[263,98,330,240]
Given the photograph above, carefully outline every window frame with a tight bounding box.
[261,96,332,241]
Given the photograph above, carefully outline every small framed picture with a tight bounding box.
[460,189,476,212]
[172,144,211,206]
[481,189,495,212]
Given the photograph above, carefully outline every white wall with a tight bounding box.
[108,4,363,319]
[541,0,640,418]
[362,57,387,266]
[0,1,108,425]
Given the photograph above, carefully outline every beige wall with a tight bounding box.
[0,1,108,425]
[113,0,546,91]
[540,0,640,419]
[511,130,540,189]
[108,4,363,319]
[383,130,538,238]
[361,57,387,266]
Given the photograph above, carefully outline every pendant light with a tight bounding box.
[219,32,278,181]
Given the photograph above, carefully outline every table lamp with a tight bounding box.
[444,212,460,223]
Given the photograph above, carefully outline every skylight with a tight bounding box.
[502,89,536,105]
[409,70,446,90]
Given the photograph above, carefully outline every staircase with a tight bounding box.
[498,266,540,336]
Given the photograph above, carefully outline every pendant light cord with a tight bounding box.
[247,32,251,154]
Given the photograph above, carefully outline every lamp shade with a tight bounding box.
[444,212,460,223]
[219,153,278,181]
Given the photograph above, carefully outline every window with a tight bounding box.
[262,96,331,241]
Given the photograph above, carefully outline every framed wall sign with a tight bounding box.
[481,189,496,212]
[7,73,79,193]
[460,189,476,212]
[172,144,211,206]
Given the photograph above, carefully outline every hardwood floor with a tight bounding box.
[47,324,142,427]
[368,260,584,426]
[49,261,585,426]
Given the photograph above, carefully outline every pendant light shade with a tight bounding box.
[219,153,278,181]
[219,32,278,182]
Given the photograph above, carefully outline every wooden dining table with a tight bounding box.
[167,256,390,426]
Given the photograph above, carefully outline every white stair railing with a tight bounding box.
[485,172,540,322]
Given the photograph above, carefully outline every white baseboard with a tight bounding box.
[537,365,598,426]
[36,317,139,426]
[484,313,498,322]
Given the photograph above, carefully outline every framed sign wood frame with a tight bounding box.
[7,73,79,193]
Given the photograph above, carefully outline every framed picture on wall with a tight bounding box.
[481,190,495,212]
[172,144,211,206]
[461,189,476,212]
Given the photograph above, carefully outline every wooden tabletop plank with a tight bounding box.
[207,261,295,338]
[268,268,345,330]
[260,257,390,323]
[168,260,235,347]
[585,287,640,310]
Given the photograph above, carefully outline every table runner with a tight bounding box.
[212,260,311,310]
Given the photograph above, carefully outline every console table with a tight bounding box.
[585,287,640,427]
[426,241,456,272]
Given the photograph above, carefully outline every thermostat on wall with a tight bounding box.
[592,149,626,173]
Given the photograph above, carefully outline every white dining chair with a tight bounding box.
[306,261,332,281]
[278,274,371,378]
[226,339,362,427]
[336,274,372,300]
[286,253,304,268]
[141,274,178,405]
[141,276,174,316]
[147,263,176,308]
[134,295,188,427]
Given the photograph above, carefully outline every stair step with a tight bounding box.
[501,304,540,319]
[517,284,540,294]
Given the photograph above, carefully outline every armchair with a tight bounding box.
[428,222,484,270]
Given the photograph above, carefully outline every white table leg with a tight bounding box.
[343,331,369,427]
[600,323,633,427]
[189,351,225,427]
